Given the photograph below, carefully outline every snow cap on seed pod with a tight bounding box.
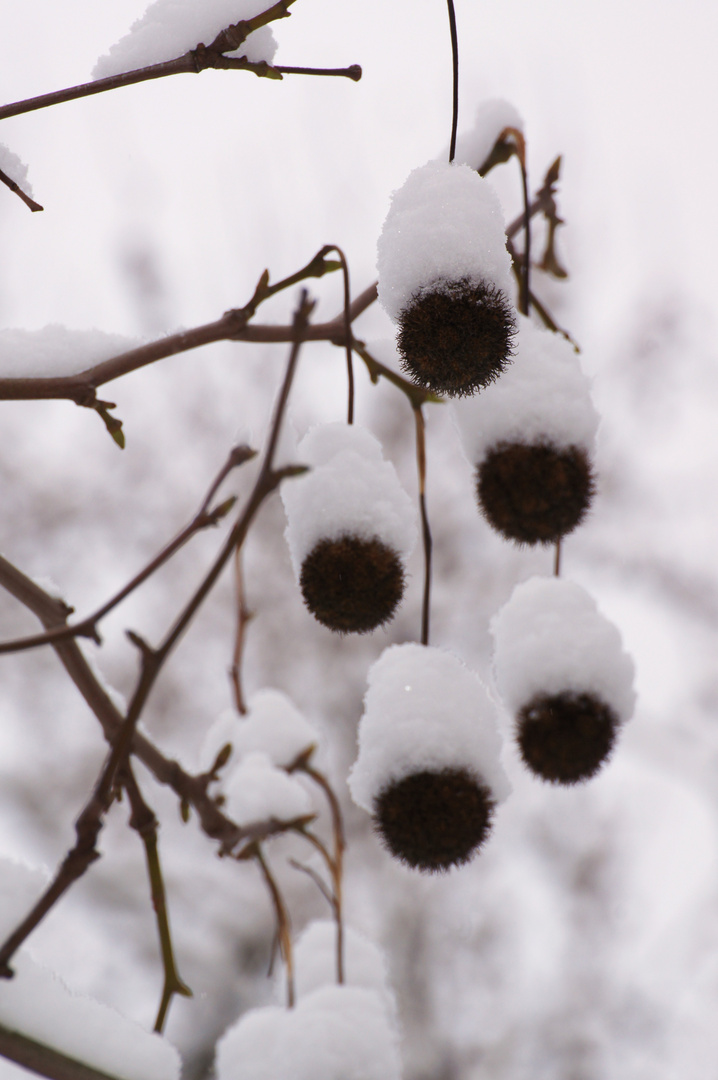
[216,985,402,1080]
[377,160,516,397]
[281,423,417,634]
[452,99,524,174]
[199,690,318,775]
[349,643,510,872]
[491,577,636,785]
[453,317,599,544]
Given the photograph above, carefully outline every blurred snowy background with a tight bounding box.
[1,1,718,1077]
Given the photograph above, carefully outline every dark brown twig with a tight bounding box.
[0,167,43,212]
[230,546,253,715]
[0,276,376,406]
[414,407,433,647]
[445,0,459,162]
[0,1024,127,1080]
[0,445,254,656]
[123,768,192,1033]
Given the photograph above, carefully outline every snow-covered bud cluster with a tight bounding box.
[491,577,636,784]
[349,644,510,872]
[281,424,417,634]
[454,318,599,544]
[215,984,401,1080]
[377,161,516,397]
[199,690,318,826]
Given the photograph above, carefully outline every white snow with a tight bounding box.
[349,643,510,813]
[452,99,524,173]
[223,751,312,827]
[0,326,137,378]
[216,985,401,1080]
[281,423,417,576]
[453,316,599,461]
[376,160,514,322]
[491,576,636,723]
[0,859,179,1080]
[199,690,318,773]
[93,0,277,80]
[0,145,32,196]
[287,919,397,1018]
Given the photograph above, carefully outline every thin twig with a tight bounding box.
[323,246,354,423]
[413,407,433,647]
[253,846,295,1007]
[0,276,375,406]
[445,0,459,163]
[0,555,308,855]
[0,2,300,121]
[0,445,254,656]
[0,167,43,212]
[296,763,345,984]
[0,1023,128,1080]
[554,539,562,577]
[123,768,192,1033]
[230,546,253,714]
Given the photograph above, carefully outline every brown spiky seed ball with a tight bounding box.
[373,767,494,872]
[299,534,405,634]
[517,691,618,784]
[396,278,516,397]
[476,441,595,544]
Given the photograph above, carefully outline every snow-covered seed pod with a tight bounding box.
[349,644,510,872]
[491,577,636,784]
[377,161,516,397]
[281,424,417,634]
[454,317,599,544]
[216,985,402,1080]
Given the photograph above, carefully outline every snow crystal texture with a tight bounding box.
[491,577,636,723]
[453,317,599,460]
[199,689,318,772]
[216,985,401,1080]
[93,0,277,79]
[377,160,513,322]
[452,98,524,173]
[281,423,417,576]
[349,643,510,812]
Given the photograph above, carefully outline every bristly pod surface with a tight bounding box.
[377,160,516,397]
[491,577,636,784]
[281,424,417,634]
[349,644,510,872]
[454,317,599,544]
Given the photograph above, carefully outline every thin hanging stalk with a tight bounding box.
[446,0,460,162]
[414,406,433,646]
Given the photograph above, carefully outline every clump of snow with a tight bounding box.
[0,145,32,196]
[376,160,513,322]
[199,690,318,773]
[216,985,401,1080]
[223,752,312,827]
[93,0,277,80]
[287,919,397,1018]
[491,577,636,723]
[0,326,137,379]
[281,423,417,577]
[0,860,179,1080]
[452,99,524,173]
[349,643,510,813]
[453,317,599,461]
